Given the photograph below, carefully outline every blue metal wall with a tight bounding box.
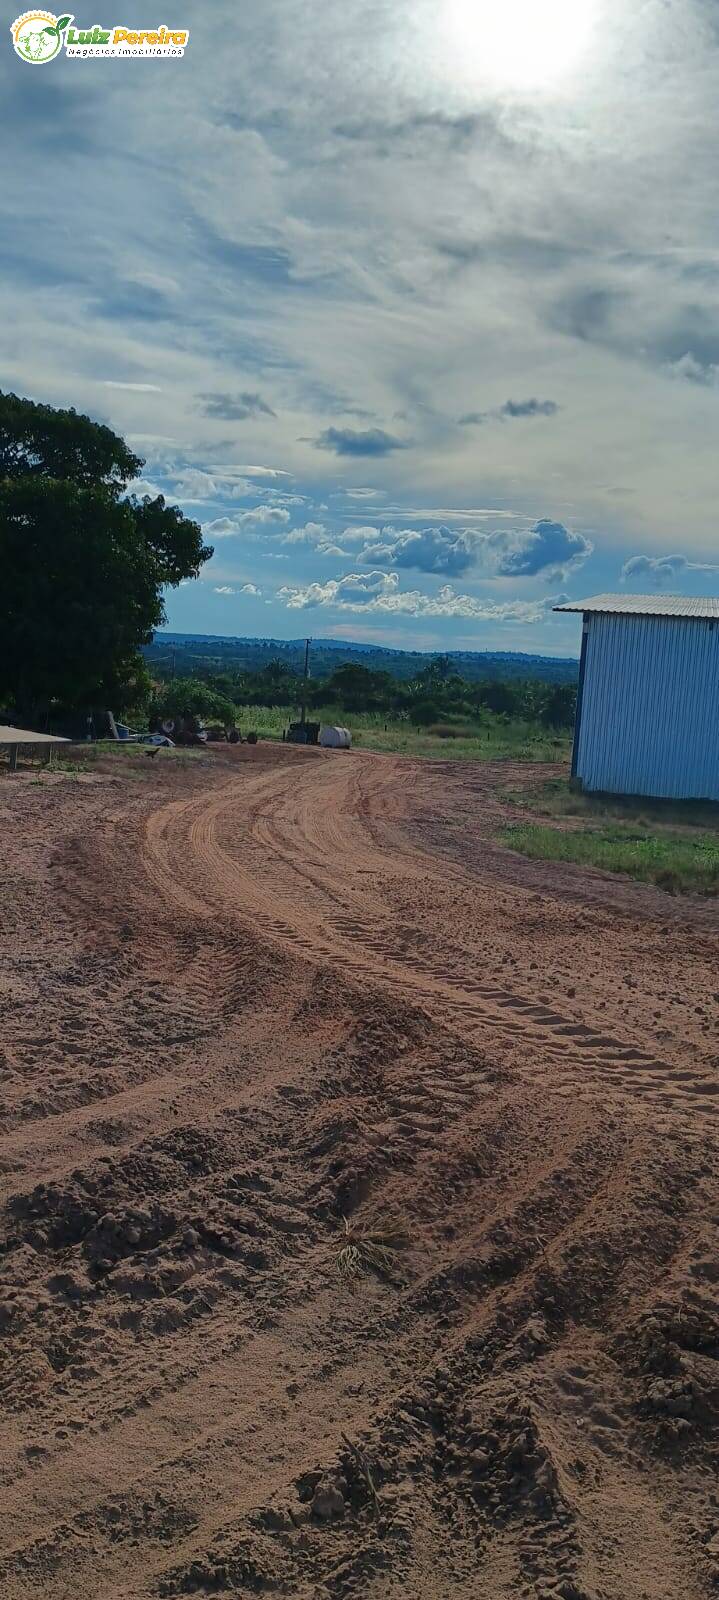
[575,613,719,799]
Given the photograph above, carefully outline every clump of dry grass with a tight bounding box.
[341,1431,382,1516]
[336,1215,407,1286]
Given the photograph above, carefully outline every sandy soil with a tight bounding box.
[0,742,717,1600]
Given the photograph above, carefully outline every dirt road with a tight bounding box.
[1,745,717,1599]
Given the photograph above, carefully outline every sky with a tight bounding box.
[3,0,719,659]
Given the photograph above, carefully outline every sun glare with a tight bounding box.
[444,0,598,90]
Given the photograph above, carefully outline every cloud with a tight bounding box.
[213,581,262,595]
[664,353,719,386]
[489,519,592,579]
[102,380,162,392]
[279,570,397,609]
[127,477,163,498]
[621,553,719,586]
[353,518,592,580]
[281,521,328,544]
[459,398,559,425]
[204,516,240,537]
[277,570,563,622]
[340,524,382,543]
[237,505,290,528]
[204,506,290,535]
[171,469,236,501]
[230,467,292,480]
[344,487,384,500]
[314,427,407,457]
[360,524,479,576]
[200,391,276,420]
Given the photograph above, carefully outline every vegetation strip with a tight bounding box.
[501,821,719,894]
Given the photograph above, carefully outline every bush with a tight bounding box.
[412,698,442,726]
[153,677,236,727]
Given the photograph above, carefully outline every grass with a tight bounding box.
[501,820,719,894]
[336,1216,407,1286]
[508,776,719,832]
[58,741,207,766]
[231,704,571,764]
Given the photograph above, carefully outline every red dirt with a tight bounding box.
[0,742,717,1600]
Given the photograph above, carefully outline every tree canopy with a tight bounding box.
[0,391,212,717]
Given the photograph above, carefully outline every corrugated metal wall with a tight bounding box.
[576,613,719,799]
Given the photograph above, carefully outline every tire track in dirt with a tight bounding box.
[3,748,718,1600]
[142,756,718,1118]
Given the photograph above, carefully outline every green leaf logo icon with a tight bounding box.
[42,14,72,36]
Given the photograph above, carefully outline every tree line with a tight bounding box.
[153,657,577,730]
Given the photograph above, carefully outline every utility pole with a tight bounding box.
[300,637,311,727]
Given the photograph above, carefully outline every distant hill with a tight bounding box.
[145,632,578,684]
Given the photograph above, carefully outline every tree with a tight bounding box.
[0,392,212,717]
[153,678,237,727]
[475,679,519,716]
[539,681,577,728]
[0,389,142,489]
[324,662,394,712]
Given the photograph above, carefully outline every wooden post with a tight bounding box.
[300,637,310,728]
[9,744,18,773]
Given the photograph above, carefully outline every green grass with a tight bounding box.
[59,741,207,765]
[507,776,719,832]
[501,820,719,894]
[230,704,571,763]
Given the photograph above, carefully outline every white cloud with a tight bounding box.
[239,582,262,595]
[203,506,291,537]
[214,585,235,594]
[281,521,328,544]
[102,380,162,392]
[664,354,719,386]
[355,518,592,579]
[231,467,292,480]
[277,570,561,622]
[204,516,239,537]
[622,553,719,586]
[10,0,719,624]
[237,505,290,528]
[171,469,234,502]
[126,477,163,498]
[341,524,382,543]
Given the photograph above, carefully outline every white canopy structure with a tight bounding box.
[0,726,69,771]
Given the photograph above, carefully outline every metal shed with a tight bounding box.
[0,725,69,771]
[554,595,719,801]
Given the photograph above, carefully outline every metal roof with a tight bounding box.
[554,593,719,619]
[0,726,69,745]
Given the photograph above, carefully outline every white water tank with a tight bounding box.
[319,725,352,749]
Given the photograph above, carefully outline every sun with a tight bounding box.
[444,0,599,91]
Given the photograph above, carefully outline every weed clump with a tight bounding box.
[336,1216,407,1286]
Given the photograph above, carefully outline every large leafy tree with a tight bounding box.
[0,391,212,717]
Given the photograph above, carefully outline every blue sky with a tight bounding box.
[4,0,719,658]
